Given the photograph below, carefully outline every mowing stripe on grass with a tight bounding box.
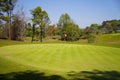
[0,44,120,73]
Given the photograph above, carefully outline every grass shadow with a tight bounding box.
[68,70,120,80]
[1,70,120,80]
[0,70,66,80]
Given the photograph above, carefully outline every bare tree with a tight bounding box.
[11,7,26,40]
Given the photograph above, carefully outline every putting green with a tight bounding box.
[0,44,120,73]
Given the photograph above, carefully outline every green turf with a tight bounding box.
[0,33,120,79]
[96,33,120,43]
[0,44,120,74]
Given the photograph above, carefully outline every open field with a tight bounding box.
[0,44,120,79]
[0,33,120,79]
[1,44,120,72]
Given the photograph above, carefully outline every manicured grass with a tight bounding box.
[0,44,120,74]
[0,33,120,79]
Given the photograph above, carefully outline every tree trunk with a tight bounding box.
[31,24,35,42]
[7,10,12,40]
[40,26,42,42]
[7,12,11,40]
[9,10,12,40]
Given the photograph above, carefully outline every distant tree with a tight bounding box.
[11,7,26,40]
[0,23,8,39]
[90,24,99,34]
[31,6,50,42]
[110,20,120,32]
[101,20,120,33]
[102,21,113,33]
[0,0,17,39]
[31,24,35,41]
[0,0,4,22]
[62,23,82,41]
[46,25,55,36]
[0,0,6,17]
[83,27,92,34]
[54,27,61,35]
[26,23,32,37]
[57,13,82,41]
[57,13,72,28]
[87,33,96,43]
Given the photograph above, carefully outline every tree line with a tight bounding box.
[0,0,25,40]
[0,0,120,42]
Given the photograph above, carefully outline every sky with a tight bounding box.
[15,0,120,28]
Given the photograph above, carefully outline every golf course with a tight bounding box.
[0,33,120,80]
[0,0,120,79]
[1,44,120,72]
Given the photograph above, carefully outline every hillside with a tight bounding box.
[96,33,120,43]
[93,33,120,48]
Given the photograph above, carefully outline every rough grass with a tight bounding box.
[0,39,28,47]
[0,44,120,74]
[96,33,120,43]
[92,33,120,48]
[97,33,120,42]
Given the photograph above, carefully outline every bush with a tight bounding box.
[61,23,81,41]
[87,34,96,43]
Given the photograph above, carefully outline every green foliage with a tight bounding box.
[57,13,72,28]
[83,20,120,37]
[54,28,61,35]
[45,25,55,36]
[0,0,17,22]
[101,20,120,33]
[57,13,82,41]
[90,24,99,34]
[87,33,96,43]
[31,6,50,42]
[0,0,18,40]
[61,23,82,41]
[26,23,32,37]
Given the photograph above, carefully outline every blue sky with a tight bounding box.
[15,0,120,28]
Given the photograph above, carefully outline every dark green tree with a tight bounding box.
[90,24,99,34]
[26,23,32,37]
[101,20,120,33]
[63,23,82,41]
[31,6,50,42]
[0,0,17,39]
[57,13,72,28]
[57,13,82,41]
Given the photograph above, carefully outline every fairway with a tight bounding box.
[0,44,120,74]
